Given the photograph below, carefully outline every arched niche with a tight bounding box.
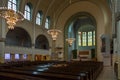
[35,35,49,50]
[5,27,32,47]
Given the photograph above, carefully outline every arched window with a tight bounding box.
[36,11,43,25]
[45,16,50,29]
[8,0,18,11]
[24,4,31,20]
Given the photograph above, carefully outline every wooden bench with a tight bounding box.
[0,68,81,80]
[0,72,49,80]
[0,61,103,80]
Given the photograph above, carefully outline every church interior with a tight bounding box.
[0,0,119,80]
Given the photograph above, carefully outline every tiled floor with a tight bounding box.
[96,66,117,80]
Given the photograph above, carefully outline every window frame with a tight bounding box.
[88,31,92,46]
[78,31,95,46]
[8,0,19,11]
[24,3,32,20]
[45,16,50,29]
[36,11,43,25]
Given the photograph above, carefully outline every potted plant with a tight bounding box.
[72,49,77,59]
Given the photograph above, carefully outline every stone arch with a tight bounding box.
[56,1,111,61]
[5,27,32,47]
[35,35,49,50]
[64,12,97,61]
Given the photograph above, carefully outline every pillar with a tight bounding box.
[0,38,5,63]
[0,17,6,63]
[31,43,35,61]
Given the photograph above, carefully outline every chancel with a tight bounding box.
[0,0,119,80]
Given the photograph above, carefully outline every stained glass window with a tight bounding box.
[82,32,87,46]
[78,32,82,46]
[78,31,95,46]
[93,31,95,45]
[88,31,92,46]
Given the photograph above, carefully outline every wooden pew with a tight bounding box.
[0,68,81,80]
[0,72,49,80]
[0,61,103,80]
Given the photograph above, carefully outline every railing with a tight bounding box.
[5,46,50,55]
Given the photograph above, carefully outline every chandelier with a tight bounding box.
[66,38,75,46]
[0,7,24,29]
[47,12,62,41]
[47,29,61,41]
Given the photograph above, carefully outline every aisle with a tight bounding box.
[96,66,117,80]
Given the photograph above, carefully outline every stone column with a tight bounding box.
[31,43,35,61]
[116,20,120,80]
[0,18,6,63]
[0,38,5,63]
[51,40,59,60]
[19,54,23,61]
[11,53,15,61]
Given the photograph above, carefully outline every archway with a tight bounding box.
[64,12,96,61]
[35,35,49,50]
[5,27,32,47]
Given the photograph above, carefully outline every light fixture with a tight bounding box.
[47,29,61,41]
[66,38,75,46]
[47,28,61,60]
[47,13,61,41]
[47,13,61,60]
[0,7,24,29]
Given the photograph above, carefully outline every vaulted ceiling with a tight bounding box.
[19,0,111,35]
[20,0,111,22]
